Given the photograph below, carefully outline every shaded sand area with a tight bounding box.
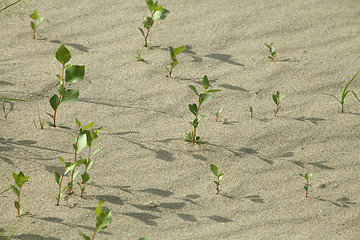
[1,0,360,239]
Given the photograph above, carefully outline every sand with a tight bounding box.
[1,0,360,239]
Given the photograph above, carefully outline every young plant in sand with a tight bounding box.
[299,172,313,198]
[78,125,102,197]
[249,106,254,119]
[30,10,44,39]
[272,91,286,117]
[186,75,221,144]
[10,172,29,216]
[134,53,144,61]
[265,42,277,61]
[79,200,112,240]
[47,45,85,127]
[166,45,186,78]
[210,164,224,195]
[139,0,170,47]
[322,72,360,113]
[212,109,223,122]
[67,118,94,195]
[54,157,71,206]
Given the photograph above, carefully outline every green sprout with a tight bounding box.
[139,0,170,47]
[166,45,186,78]
[322,72,360,113]
[47,45,85,127]
[272,91,286,117]
[299,172,313,198]
[135,53,144,61]
[212,109,223,122]
[54,157,71,206]
[186,75,221,144]
[210,164,224,195]
[79,200,112,240]
[265,42,277,61]
[249,106,254,119]
[30,10,44,39]
[10,172,29,216]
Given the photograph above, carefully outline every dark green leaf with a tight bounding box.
[210,164,218,176]
[56,45,71,65]
[81,172,90,183]
[50,94,60,111]
[55,171,60,184]
[170,59,178,68]
[14,201,19,209]
[79,231,91,240]
[189,104,197,115]
[65,65,85,84]
[188,85,199,96]
[214,181,219,186]
[145,0,155,12]
[202,75,209,90]
[29,10,38,20]
[272,94,278,104]
[138,28,145,37]
[169,46,174,60]
[31,21,35,31]
[153,8,169,20]
[10,185,19,197]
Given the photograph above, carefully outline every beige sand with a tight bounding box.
[1,0,360,239]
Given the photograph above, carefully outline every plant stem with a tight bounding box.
[169,65,173,78]
[57,166,66,206]
[216,176,220,195]
[52,65,66,127]
[33,24,36,39]
[91,231,97,240]
[306,179,309,198]
[144,12,154,47]
[192,91,205,143]
[69,131,80,195]
[17,187,21,216]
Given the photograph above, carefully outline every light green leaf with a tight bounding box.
[82,122,94,131]
[96,210,112,232]
[65,65,85,84]
[153,8,169,20]
[206,89,221,93]
[76,133,88,154]
[29,10,39,20]
[210,164,218,176]
[75,118,81,127]
[95,200,103,216]
[56,45,71,65]
[188,85,199,96]
[79,231,91,240]
[199,93,212,105]
[37,17,44,25]
[10,185,19,197]
[170,59,178,68]
[91,146,103,158]
[61,89,79,103]
[173,46,186,57]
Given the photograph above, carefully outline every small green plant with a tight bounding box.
[265,42,277,61]
[272,91,286,117]
[186,75,221,144]
[299,172,312,198]
[322,72,360,113]
[166,45,186,78]
[210,164,224,195]
[54,157,71,206]
[79,200,112,240]
[30,10,44,39]
[33,107,44,129]
[212,109,223,122]
[10,172,29,216]
[47,45,85,127]
[134,53,144,61]
[249,106,254,119]
[139,0,170,47]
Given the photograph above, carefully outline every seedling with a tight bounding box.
[10,172,29,216]
[299,172,313,198]
[186,75,221,144]
[272,91,286,117]
[249,106,254,119]
[30,10,44,39]
[79,200,112,240]
[46,45,85,127]
[210,164,224,195]
[212,109,223,122]
[322,72,360,113]
[54,157,71,206]
[166,45,186,78]
[135,53,144,61]
[265,42,277,61]
[33,106,44,129]
[139,0,170,47]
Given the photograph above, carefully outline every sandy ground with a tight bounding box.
[1,0,360,239]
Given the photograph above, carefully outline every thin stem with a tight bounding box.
[52,65,66,127]
[192,90,206,142]
[69,130,81,195]
[306,179,309,198]
[144,12,154,47]
[169,66,173,78]
[17,187,21,216]
[57,166,66,206]
[216,176,220,195]
[33,23,36,39]
[91,230,97,240]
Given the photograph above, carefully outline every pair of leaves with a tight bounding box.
[145,0,170,19]
[272,91,286,105]
[265,43,276,57]
[299,172,313,181]
[210,164,224,179]
[12,172,29,189]
[188,86,213,107]
[169,45,186,60]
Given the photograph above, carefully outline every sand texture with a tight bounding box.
[1,0,360,239]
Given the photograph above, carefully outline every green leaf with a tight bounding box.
[75,118,81,127]
[198,114,208,122]
[199,94,212,105]
[81,172,90,183]
[37,17,44,25]
[13,172,29,188]
[143,16,153,28]
[210,164,218,176]
[280,95,286,101]
[206,89,221,93]
[19,207,24,215]
[214,181,219,186]
[138,238,148,240]
[31,21,35,31]
[55,171,60,184]
[145,0,155,12]
[61,89,79,103]
[29,10,39,20]
[138,28,145,37]
[96,210,112,232]
[10,185,19,197]
[169,46,174,60]
[189,104,197,116]
[91,146,103,158]
[351,90,360,103]
[58,84,69,96]
[153,8,170,20]
[202,75,210,90]
[65,65,85,84]
[219,174,224,181]
[322,93,341,104]
[76,133,88,154]
[272,94,278,104]
[58,156,65,165]
[82,122,94,131]
[342,72,359,100]
[14,201,19,209]
[305,172,313,181]
[79,231,91,240]
[173,46,186,57]
[0,187,11,195]
[95,200,103,216]
[87,160,94,171]
[46,121,54,126]
[56,45,71,65]
[188,85,199,96]
[73,170,81,180]
[170,59,178,68]
[50,94,60,111]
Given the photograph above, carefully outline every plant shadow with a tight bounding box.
[48,40,89,52]
[205,53,244,66]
